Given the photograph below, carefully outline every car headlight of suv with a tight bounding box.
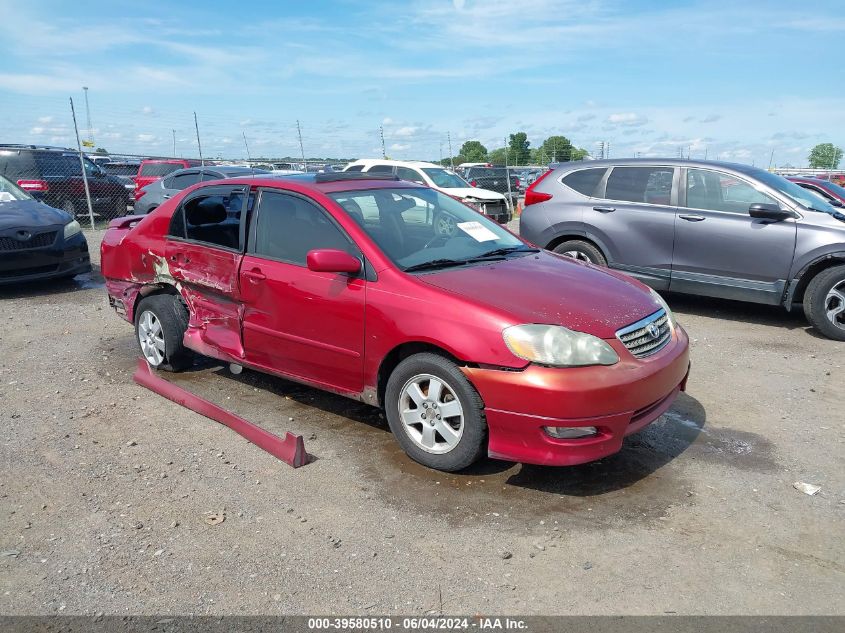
[63,220,82,239]
[502,324,619,367]
[649,288,675,330]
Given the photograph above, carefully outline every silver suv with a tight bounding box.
[520,159,845,340]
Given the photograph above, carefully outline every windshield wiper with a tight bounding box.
[468,245,540,260]
[404,259,469,272]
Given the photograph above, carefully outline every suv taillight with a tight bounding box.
[524,170,554,206]
[17,179,49,192]
[515,177,521,188]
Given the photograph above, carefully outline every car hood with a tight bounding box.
[0,199,71,230]
[437,187,506,201]
[418,251,662,339]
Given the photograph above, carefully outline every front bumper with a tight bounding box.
[462,325,691,466]
[0,231,91,285]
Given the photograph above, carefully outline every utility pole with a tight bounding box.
[296,120,306,169]
[193,111,203,166]
[69,97,95,230]
[172,129,176,157]
[379,125,386,159]
[704,147,708,160]
[768,149,775,170]
[606,142,610,159]
[439,141,443,166]
[447,132,454,170]
[82,86,94,147]
[504,136,514,215]
[243,132,252,161]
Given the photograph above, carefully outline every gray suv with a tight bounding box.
[520,159,845,340]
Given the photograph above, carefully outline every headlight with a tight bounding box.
[502,324,619,367]
[649,288,675,330]
[63,220,82,239]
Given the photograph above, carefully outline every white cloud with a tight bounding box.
[37,116,53,124]
[389,143,410,151]
[142,106,155,115]
[137,134,157,143]
[382,117,394,125]
[394,126,418,137]
[607,113,648,127]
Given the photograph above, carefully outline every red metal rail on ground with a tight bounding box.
[133,358,309,468]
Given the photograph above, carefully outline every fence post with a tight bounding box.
[69,97,96,231]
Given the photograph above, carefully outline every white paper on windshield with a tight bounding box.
[457,221,498,242]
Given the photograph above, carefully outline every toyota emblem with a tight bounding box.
[14,230,32,242]
[646,323,660,339]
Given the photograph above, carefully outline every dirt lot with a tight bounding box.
[0,228,843,616]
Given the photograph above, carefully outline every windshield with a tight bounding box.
[421,168,470,189]
[103,164,140,176]
[0,174,31,202]
[753,170,836,214]
[328,187,529,271]
[140,162,182,177]
[813,179,845,199]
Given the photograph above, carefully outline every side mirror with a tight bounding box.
[306,249,361,274]
[830,199,844,208]
[748,203,792,221]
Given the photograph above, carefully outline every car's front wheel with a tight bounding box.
[804,264,845,341]
[552,239,607,266]
[384,353,487,472]
[135,294,193,371]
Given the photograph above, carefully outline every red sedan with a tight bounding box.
[787,176,845,208]
[101,173,690,471]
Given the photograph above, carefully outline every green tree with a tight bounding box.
[808,143,843,169]
[459,140,487,162]
[94,147,109,155]
[539,135,574,162]
[488,147,508,165]
[507,132,531,165]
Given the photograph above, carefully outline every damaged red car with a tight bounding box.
[101,173,690,472]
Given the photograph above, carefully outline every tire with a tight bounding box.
[552,239,607,266]
[101,198,127,220]
[384,352,487,472]
[61,200,77,217]
[134,294,193,371]
[803,264,845,341]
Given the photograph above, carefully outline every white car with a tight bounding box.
[343,159,511,223]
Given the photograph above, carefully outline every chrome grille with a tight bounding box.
[0,231,58,251]
[616,309,671,358]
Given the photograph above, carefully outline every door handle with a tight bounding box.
[243,269,266,282]
[593,206,616,213]
[679,214,706,222]
[162,194,171,200]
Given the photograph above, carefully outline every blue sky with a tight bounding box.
[1,0,843,165]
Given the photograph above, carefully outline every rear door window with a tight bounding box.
[396,167,425,184]
[168,186,247,250]
[166,171,201,190]
[562,168,606,197]
[367,165,394,174]
[345,165,364,172]
[140,163,182,177]
[606,166,675,205]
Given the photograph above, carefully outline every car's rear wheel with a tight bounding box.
[101,198,127,220]
[384,353,487,472]
[552,239,607,266]
[804,265,845,341]
[61,200,77,217]
[135,295,193,371]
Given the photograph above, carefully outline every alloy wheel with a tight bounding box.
[138,310,165,366]
[825,281,845,331]
[398,373,464,454]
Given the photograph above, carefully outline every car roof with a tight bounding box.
[347,158,441,169]
[217,173,423,195]
[549,157,771,176]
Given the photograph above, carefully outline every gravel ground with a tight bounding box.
[0,228,842,616]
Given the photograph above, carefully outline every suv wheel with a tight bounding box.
[384,353,487,472]
[135,295,193,371]
[552,240,607,266]
[62,200,77,217]
[804,265,845,341]
[102,198,127,220]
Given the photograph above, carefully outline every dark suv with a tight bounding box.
[0,144,131,219]
[520,158,845,340]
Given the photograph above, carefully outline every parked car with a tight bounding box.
[134,159,202,201]
[788,176,845,207]
[134,165,271,215]
[0,144,131,219]
[0,174,91,284]
[101,160,142,198]
[463,166,521,205]
[101,172,690,472]
[520,158,845,340]
[344,159,511,223]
